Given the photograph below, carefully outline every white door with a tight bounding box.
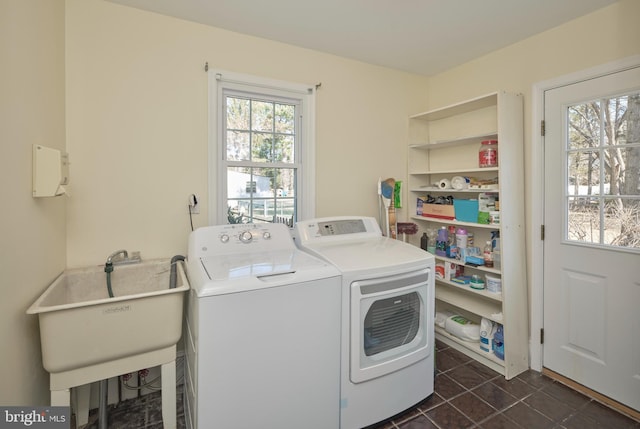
[543,65,640,411]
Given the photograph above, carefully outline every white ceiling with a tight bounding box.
[106,0,618,76]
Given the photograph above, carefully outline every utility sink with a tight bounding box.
[28,258,188,374]
[27,258,189,429]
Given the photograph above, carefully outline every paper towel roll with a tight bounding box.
[451,176,470,190]
[438,179,451,189]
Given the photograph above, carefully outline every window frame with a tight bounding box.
[208,70,316,225]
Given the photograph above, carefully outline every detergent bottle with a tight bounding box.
[435,227,448,256]
[479,318,497,353]
[493,324,504,360]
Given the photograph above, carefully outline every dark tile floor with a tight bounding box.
[80,340,639,429]
[369,340,639,429]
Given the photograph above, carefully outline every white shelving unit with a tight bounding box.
[408,91,528,379]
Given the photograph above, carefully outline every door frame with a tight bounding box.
[529,54,640,372]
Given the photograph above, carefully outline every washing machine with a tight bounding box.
[294,216,435,429]
[184,223,342,429]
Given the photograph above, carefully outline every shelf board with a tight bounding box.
[434,255,502,276]
[436,277,502,302]
[435,287,503,322]
[410,93,498,121]
[409,167,499,175]
[435,327,505,375]
[410,187,499,194]
[410,215,500,230]
[409,133,498,150]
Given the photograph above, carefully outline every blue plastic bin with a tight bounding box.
[453,199,479,223]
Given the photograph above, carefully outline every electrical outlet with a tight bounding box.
[189,194,200,214]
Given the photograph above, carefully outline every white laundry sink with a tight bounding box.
[27,258,189,374]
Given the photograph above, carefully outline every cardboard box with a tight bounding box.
[421,203,455,220]
[477,193,497,224]
[444,262,464,281]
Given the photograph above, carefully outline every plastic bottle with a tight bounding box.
[483,241,494,268]
[427,229,437,254]
[493,324,505,360]
[491,231,501,270]
[447,225,458,258]
[455,228,468,249]
[491,231,500,252]
[480,318,497,353]
[435,227,448,256]
[420,232,428,251]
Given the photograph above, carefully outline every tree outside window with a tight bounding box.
[566,93,640,250]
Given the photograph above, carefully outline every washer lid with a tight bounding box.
[194,249,339,296]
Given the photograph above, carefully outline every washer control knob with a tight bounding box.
[219,234,229,243]
[239,230,253,243]
[263,231,271,240]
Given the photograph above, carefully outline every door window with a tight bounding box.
[565,93,640,251]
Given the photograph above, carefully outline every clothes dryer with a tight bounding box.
[294,216,435,429]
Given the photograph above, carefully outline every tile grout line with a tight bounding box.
[431,359,563,429]
[447,376,528,428]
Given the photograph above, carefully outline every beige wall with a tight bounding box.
[0,0,66,405]
[425,0,640,333]
[65,0,428,267]
[4,0,638,407]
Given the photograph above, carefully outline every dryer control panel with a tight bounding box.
[294,216,382,244]
[317,219,367,236]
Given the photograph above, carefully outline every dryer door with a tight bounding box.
[350,269,432,383]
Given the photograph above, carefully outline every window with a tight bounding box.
[209,71,316,225]
[565,92,640,250]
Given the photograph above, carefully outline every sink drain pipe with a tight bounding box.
[104,262,115,298]
[98,379,108,429]
[170,255,185,289]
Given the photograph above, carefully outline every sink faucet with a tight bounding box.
[105,250,141,269]
[103,250,142,298]
[104,250,129,299]
[106,249,129,265]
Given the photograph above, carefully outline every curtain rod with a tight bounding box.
[204,62,320,93]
